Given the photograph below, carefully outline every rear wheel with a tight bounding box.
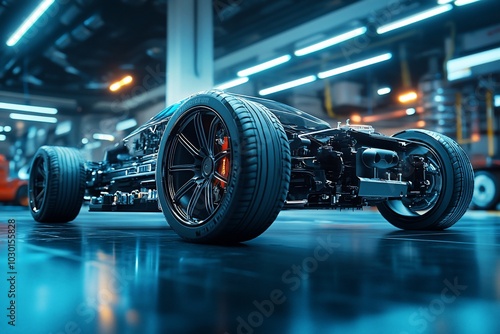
[377,129,474,230]
[472,171,500,210]
[29,146,86,223]
[156,91,291,243]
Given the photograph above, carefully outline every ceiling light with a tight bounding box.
[259,75,316,96]
[318,53,392,79]
[406,108,416,115]
[237,55,291,77]
[109,75,133,92]
[494,95,500,107]
[294,27,367,56]
[447,47,500,81]
[4,126,12,132]
[214,77,249,90]
[0,134,6,141]
[437,0,453,4]
[377,4,453,34]
[10,113,57,123]
[351,114,362,123]
[377,87,391,95]
[398,91,418,103]
[116,118,137,131]
[93,133,115,141]
[447,68,472,81]
[0,102,57,114]
[6,0,55,47]
[454,0,480,6]
[81,138,89,145]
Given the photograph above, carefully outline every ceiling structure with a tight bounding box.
[0,0,499,149]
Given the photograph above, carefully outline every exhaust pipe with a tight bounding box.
[362,148,399,169]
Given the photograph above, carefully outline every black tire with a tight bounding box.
[472,171,500,210]
[29,146,86,223]
[377,129,474,230]
[156,91,291,243]
[15,185,28,206]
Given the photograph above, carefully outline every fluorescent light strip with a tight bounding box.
[377,87,391,95]
[494,95,500,108]
[237,55,291,77]
[6,0,55,46]
[0,102,57,114]
[455,0,480,6]
[214,77,249,90]
[318,53,393,79]
[377,4,453,34]
[259,75,316,96]
[116,118,138,131]
[93,133,115,141]
[10,113,57,123]
[0,134,6,141]
[447,68,472,81]
[447,47,500,81]
[437,0,453,4]
[295,27,367,56]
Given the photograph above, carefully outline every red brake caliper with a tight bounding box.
[217,136,229,189]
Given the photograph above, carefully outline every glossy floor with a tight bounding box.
[0,206,499,334]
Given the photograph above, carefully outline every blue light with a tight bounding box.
[6,0,55,47]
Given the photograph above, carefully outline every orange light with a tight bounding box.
[417,120,426,127]
[471,133,480,142]
[351,114,362,123]
[109,75,133,92]
[398,91,418,103]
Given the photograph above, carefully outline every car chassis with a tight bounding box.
[28,91,474,243]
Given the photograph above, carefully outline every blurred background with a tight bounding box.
[0,0,499,209]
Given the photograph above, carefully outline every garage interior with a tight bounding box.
[0,0,499,333]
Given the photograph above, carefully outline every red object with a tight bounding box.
[0,154,28,206]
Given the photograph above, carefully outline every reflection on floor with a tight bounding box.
[0,206,499,334]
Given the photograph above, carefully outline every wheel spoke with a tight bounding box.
[36,189,45,202]
[214,149,230,163]
[207,117,220,154]
[35,181,45,188]
[214,171,228,184]
[173,177,198,203]
[186,180,205,219]
[178,133,202,159]
[204,182,215,214]
[169,164,199,173]
[194,113,209,155]
[37,163,45,179]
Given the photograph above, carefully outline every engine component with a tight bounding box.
[362,148,399,169]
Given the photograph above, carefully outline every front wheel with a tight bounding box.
[377,129,474,230]
[156,91,291,243]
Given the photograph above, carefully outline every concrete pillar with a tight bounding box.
[166,0,213,105]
